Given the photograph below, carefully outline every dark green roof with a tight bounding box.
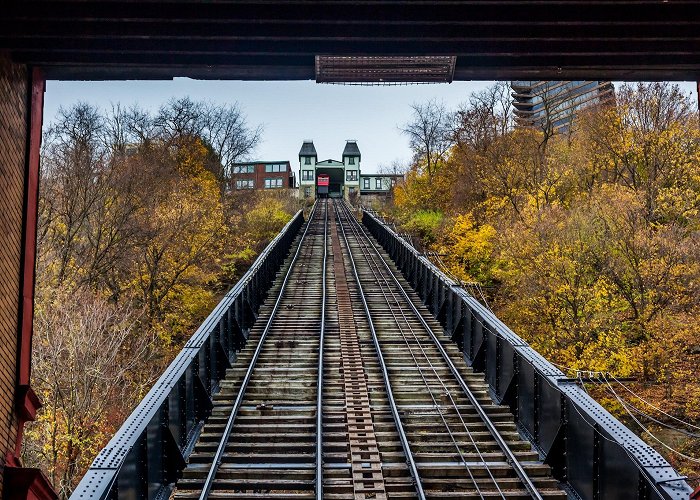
[299,141,317,157]
[342,140,361,159]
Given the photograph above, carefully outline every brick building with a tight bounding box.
[0,54,55,499]
[229,161,295,191]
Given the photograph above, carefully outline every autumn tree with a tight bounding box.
[452,81,513,154]
[390,83,700,480]
[155,97,263,189]
[26,98,279,497]
[580,83,700,220]
[25,287,151,498]
[400,99,452,178]
[130,137,226,343]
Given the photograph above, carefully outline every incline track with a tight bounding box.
[175,200,566,499]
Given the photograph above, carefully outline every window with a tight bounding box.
[348,157,355,165]
[376,178,382,189]
[304,157,311,165]
[363,178,370,189]
[264,178,283,189]
[348,187,355,195]
[235,179,254,189]
[265,163,286,173]
[302,170,314,181]
[233,164,255,174]
[346,170,358,181]
[304,187,311,197]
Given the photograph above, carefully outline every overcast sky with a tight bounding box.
[44,79,698,174]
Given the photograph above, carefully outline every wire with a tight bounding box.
[473,282,493,313]
[425,250,496,314]
[599,373,700,465]
[623,400,700,438]
[577,371,590,394]
[609,374,700,432]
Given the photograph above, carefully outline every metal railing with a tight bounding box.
[71,210,304,500]
[361,208,692,500]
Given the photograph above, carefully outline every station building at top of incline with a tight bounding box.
[298,140,403,200]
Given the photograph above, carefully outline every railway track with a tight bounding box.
[174,199,567,499]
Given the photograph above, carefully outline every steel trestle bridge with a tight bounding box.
[73,200,692,500]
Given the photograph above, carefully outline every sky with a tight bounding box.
[43,79,698,174]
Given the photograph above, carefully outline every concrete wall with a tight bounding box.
[0,52,29,497]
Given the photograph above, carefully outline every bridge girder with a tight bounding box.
[2,1,700,81]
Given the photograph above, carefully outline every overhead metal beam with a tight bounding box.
[2,2,699,84]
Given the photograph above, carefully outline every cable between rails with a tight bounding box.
[345,202,543,500]
[339,202,502,499]
[315,199,328,499]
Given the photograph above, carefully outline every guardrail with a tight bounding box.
[362,209,692,500]
[71,210,305,500]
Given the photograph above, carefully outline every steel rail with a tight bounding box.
[340,202,499,499]
[342,201,501,498]
[198,201,323,500]
[315,198,328,499]
[343,201,544,500]
[333,199,427,500]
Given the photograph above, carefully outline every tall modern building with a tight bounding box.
[511,81,615,134]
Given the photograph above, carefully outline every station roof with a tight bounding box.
[342,141,361,159]
[316,159,344,166]
[299,141,318,158]
[2,1,700,81]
